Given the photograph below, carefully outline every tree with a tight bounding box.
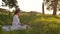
[2,0,18,18]
[42,0,45,15]
[45,0,60,15]
[2,0,18,9]
[53,0,58,15]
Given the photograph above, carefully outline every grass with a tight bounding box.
[0,13,60,34]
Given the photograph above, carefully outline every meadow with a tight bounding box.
[0,12,60,34]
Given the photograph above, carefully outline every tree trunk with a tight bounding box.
[42,2,44,15]
[53,0,58,15]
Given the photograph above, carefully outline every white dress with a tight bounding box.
[11,15,27,30]
[12,15,20,26]
[2,15,28,31]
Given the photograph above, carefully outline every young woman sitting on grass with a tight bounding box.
[11,8,29,30]
[2,8,30,31]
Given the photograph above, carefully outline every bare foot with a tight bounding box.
[26,25,31,30]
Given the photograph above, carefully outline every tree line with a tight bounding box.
[42,0,60,15]
[1,0,60,16]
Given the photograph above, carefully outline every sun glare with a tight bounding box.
[17,0,43,12]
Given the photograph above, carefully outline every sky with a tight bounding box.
[0,0,60,15]
[18,0,42,12]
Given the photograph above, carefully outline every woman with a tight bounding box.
[2,8,30,31]
[11,8,29,30]
[12,8,21,26]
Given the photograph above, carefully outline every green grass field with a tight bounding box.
[0,13,60,34]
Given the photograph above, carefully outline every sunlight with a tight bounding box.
[17,0,43,12]
[0,0,2,6]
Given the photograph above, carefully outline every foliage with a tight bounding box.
[44,0,60,11]
[2,0,18,8]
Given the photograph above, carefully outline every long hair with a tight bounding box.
[14,8,20,18]
[14,8,20,15]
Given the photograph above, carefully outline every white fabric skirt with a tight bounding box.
[2,24,28,31]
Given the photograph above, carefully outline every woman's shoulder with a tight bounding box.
[14,15,18,17]
[13,15,18,18]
